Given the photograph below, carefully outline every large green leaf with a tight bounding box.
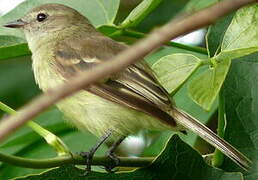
[188,59,231,111]
[216,47,258,61]
[135,0,189,32]
[206,4,258,97]
[121,0,162,28]
[135,0,218,33]
[220,53,258,180]
[220,4,258,59]
[206,13,234,57]
[0,57,39,108]
[152,53,201,94]
[0,43,30,61]
[0,36,24,47]
[143,47,216,156]
[14,135,243,180]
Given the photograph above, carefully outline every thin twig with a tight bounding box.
[121,29,208,55]
[0,0,256,142]
[0,101,71,156]
[0,152,153,169]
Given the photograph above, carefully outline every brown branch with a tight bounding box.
[0,0,256,142]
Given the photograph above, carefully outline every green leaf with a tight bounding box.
[97,25,120,37]
[79,0,120,26]
[0,57,39,108]
[216,47,258,61]
[0,43,31,61]
[143,47,216,156]
[188,59,231,111]
[14,135,243,180]
[136,0,189,32]
[0,36,25,47]
[121,0,162,28]
[0,36,29,60]
[0,35,30,61]
[220,52,258,179]
[206,13,234,57]
[135,0,219,33]
[152,53,201,94]
[220,4,258,58]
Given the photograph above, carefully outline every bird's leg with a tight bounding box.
[80,130,112,175]
[104,136,126,173]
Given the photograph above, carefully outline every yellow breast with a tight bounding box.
[29,37,173,139]
[31,45,65,91]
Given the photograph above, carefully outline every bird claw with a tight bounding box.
[104,166,119,173]
[104,151,120,173]
[80,151,94,175]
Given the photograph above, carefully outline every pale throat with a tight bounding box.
[28,32,66,91]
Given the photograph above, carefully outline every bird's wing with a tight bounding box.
[54,35,177,126]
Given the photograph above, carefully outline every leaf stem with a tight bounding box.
[0,152,153,169]
[0,102,151,167]
[120,0,163,28]
[0,102,16,115]
[122,29,208,55]
[0,101,70,156]
[200,59,212,66]
[212,91,225,167]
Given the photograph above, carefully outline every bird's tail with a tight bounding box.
[170,107,252,171]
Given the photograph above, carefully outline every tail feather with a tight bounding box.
[171,107,252,171]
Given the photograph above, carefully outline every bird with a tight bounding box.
[4,3,251,173]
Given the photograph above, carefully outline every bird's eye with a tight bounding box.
[36,13,47,22]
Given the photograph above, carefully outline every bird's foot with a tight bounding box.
[80,151,94,176]
[104,151,120,173]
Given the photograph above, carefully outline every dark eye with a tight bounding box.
[37,13,47,22]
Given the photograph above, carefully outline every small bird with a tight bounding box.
[4,3,251,173]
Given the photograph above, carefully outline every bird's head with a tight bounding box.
[4,4,93,40]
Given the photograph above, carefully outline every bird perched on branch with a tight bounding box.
[4,3,251,174]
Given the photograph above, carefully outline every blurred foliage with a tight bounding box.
[0,57,39,109]
[0,0,257,179]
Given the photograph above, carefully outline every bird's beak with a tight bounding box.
[3,19,27,28]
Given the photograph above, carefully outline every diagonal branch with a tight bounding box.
[0,0,256,142]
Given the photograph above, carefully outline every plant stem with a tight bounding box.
[0,101,16,115]
[212,91,225,167]
[0,101,151,168]
[200,59,212,66]
[0,101,70,156]
[0,152,153,169]
[122,29,208,55]
[27,121,71,156]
